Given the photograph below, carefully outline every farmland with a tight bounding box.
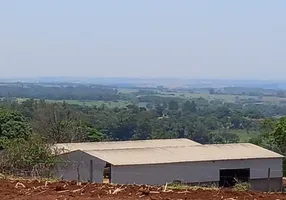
[17,98,131,108]
[0,179,286,200]
[13,89,286,111]
[139,90,286,104]
[2,82,286,144]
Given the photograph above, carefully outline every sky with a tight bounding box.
[0,0,286,80]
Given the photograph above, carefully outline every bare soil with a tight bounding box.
[0,179,285,200]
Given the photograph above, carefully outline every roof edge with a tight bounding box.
[110,156,285,166]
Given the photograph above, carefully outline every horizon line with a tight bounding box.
[0,76,285,82]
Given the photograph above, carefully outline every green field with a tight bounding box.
[118,88,139,93]
[17,98,130,108]
[229,130,259,142]
[210,129,259,142]
[158,91,286,104]
[15,88,286,109]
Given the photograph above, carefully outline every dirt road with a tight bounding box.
[0,179,285,200]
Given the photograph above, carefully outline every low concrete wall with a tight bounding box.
[180,178,282,192]
[167,178,282,192]
[249,178,282,192]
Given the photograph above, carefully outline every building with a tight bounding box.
[53,139,284,191]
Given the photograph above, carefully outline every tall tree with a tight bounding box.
[271,117,286,154]
[32,103,88,143]
[0,108,32,142]
[182,100,197,113]
[209,88,215,95]
[168,100,179,111]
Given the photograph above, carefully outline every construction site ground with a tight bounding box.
[1,179,286,200]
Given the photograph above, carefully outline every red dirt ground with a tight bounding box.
[0,179,285,200]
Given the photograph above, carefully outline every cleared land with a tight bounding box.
[1,179,285,200]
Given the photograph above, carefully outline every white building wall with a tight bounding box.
[54,150,106,182]
[111,158,283,185]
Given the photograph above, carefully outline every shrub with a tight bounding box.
[233,181,251,191]
[0,134,59,177]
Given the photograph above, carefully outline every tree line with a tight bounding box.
[0,83,120,101]
[0,96,269,144]
[0,96,285,175]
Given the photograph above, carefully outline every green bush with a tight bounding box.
[0,134,59,177]
[0,107,32,142]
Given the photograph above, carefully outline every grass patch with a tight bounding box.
[118,88,139,93]
[228,130,260,142]
[157,91,286,103]
[166,182,219,191]
[233,182,251,192]
[210,129,259,143]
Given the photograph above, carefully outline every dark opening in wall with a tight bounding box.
[219,168,250,187]
[103,163,111,183]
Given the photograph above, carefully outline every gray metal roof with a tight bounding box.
[54,138,201,153]
[84,143,284,166]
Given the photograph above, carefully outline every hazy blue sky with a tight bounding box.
[0,0,285,80]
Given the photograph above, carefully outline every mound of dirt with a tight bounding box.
[0,179,285,200]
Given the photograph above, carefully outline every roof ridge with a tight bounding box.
[204,143,253,146]
[55,143,260,153]
[83,143,258,152]
[84,144,200,152]
[55,138,192,145]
